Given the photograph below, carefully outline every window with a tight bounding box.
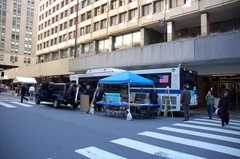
[82,0,87,8]
[154,0,164,13]
[98,38,109,50]
[133,31,140,43]
[114,31,140,47]
[70,6,74,14]
[53,51,59,60]
[86,11,91,19]
[110,16,117,26]
[142,4,151,16]
[80,27,84,35]
[86,25,91,34]
[111,0,117,9]
[95,7,101,16]
[119,0,128,6]
[69,31,73,39]
[170,0,184,8]
[81,13,85,22]
[0,55,4,61]
[219,20,233,33]
[61,49,68,58]
[187,27,199,38]
[83,42,93,53]
[115,35,123,47]
[119,12,127,23]
[102,4,107,13]
[101,19,107,29]
[94,22,100,31]
[129,9,137,20]
[123,33,132,45]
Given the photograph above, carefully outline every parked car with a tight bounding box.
[35,83,84,108]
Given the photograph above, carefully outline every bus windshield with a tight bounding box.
[180,68,198,90]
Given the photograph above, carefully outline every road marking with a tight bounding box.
[202,116,240,123]
[111,138,206,159]
[194,118,240,126]
[138,131,240,157]
[75,146,127,159]
[158,127,240,144]
[0,102,16,108]
[12,102,33,107]
[173,123,240,135]
[185,120,240,130]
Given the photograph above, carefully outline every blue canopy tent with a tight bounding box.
[98,71,154,120]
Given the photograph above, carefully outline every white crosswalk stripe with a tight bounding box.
[173,123,240,135]
[75,117,240,158]
[202,116,240,123]
[75,146,127,159]
[157,127,240,143]
[194,118,240,126]
[185,120,240,130]
[0,102,16,108]
[111,138,207,159]
[12,102,33,107]
[138,131,240,157]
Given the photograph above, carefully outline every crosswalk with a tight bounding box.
[75,117,240,159]
[0,101,36,108]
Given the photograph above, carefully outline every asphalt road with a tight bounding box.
[0,93,240,159]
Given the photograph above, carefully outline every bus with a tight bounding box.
[70,67,198,111]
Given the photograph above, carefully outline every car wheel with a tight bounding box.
[53,98,60,108]
[35,96,40,104]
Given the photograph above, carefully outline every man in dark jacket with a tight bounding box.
[218,91,231,126]
[149,89,158,104]
[21,84,28,103]
[85,85,94,105]
[181,85,191,121]
[95,86,106,111]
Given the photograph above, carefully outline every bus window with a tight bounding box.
[180,68,197,90]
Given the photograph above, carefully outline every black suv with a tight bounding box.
[35,83,84,108]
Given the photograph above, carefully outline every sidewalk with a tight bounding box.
[190,106,240,119]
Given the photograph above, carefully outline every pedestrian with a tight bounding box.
[67,83,77,110]
[180,85,191,121]
[149,89,158,104]
[85,85,94,105]
[205,91,215,119]
[20,84,28,103]
[29,85,35,100]
[218,91,231,127]
[95,86,106,112]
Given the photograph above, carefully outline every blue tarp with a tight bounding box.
[98,71,154,85]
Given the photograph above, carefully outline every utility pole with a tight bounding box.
[74,0,79,58]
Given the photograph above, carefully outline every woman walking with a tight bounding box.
[205,91,214,119]
[218,91,232,127]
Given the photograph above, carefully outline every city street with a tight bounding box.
[0,93,240,159]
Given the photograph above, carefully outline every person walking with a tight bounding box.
[205,91,215,119]
[95,86,106,112]
[85,85,94,105]
[28,85,35,100]
[180,85,191,121]
[21,84,28,103]
[149,89,158,104]
[218,91,231,127]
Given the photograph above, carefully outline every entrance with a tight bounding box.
[206,75,240,110]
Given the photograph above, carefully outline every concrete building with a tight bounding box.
[2,0,240,106]
[0,0,40,70]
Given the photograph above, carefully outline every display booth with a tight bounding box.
[96,71,157,120]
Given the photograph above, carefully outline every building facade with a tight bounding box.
[0,0,40,70]
[2,0,240,106]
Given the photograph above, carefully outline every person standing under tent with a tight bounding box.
[149,89,158,104]
[205,91,215,119]
[20,84,28,103]
[181,85,191,121]
[95,86,106,112]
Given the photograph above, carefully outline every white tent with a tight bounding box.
[13,77,37,84]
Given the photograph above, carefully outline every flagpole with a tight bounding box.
[74,0,79,58]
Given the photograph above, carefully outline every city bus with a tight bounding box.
[70,67,198,111]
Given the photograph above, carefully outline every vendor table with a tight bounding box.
[96,102,158,118]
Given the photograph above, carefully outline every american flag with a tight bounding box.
[159,75,169,83]
[158,20,165,27]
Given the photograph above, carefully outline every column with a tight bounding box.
[109,36,115,52]
[167,21,175,42]
[201,12,209,37]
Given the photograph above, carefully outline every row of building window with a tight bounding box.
[0,55,31,64]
